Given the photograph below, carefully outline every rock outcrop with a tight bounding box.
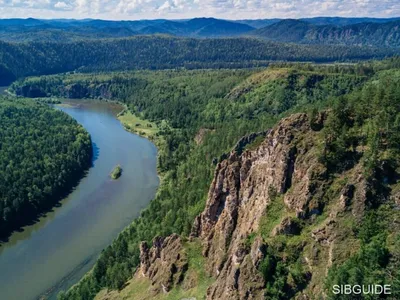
[137,234,188,295]
[135,112,377,300]
[188,113,325,299]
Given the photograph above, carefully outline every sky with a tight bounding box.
[0,0,399,20]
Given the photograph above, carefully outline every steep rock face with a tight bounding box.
[136,112,374,300]
[137,234,188,295]
[190,113,322,299]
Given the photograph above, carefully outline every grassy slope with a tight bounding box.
[118,111,160,140]
[95,240,213,300]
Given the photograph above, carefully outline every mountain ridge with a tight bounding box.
[251,19,400,47]
[1,17,400,42]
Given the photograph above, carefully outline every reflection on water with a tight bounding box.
[0,100,159,300]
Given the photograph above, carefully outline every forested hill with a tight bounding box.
[251,19,400,47]
[0,18,255,42]
[0,97,92,239]
[51,58,400,299]
[1,17,399,42]
[0,36,396,85]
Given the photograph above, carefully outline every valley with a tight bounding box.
[5,59,399,299]
[0,13,399,300]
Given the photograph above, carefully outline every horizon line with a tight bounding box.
[1,15,400,22]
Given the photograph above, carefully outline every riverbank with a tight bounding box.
[118,109,160,142]
[0,100,159,300]
[0,97,93,241]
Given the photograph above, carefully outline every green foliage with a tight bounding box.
[60,60,400,299]
[259,191,286,239]
[0,97,92,238]
[320,68,400,178]
[325,206,399,299]
[252,19,400,48]
[110,165,122,180]
[259,238,310,300]
[0,36,395,85]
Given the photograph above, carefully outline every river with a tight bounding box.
[0,100,159,300]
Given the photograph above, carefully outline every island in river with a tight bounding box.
[0,99,159,300]
[110,164,123,180]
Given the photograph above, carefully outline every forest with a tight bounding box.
[0,35,396,85]
[1,17,400,46]
[0,10,399,299]
[251,19,400,47]
[0,97,92,239]
[9,58,390,299]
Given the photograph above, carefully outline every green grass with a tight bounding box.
[259,192,286,239]
[158,239,214,300]
[95,239,214,300]
[118,110,159,140]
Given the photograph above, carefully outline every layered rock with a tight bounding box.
[137,234,188,295]
[190,113,325,299]
[135,112,376,300]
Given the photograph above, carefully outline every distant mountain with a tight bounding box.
[251,19,400,47]
[136,18,255,37]
[234,19,281,29]
[300,16,400,26]
[236,17,400,28]
[0,18,44,27]
[251,19,313,43]
[188,18,255,37]
[0,17,400,43]
[0,17,254,41]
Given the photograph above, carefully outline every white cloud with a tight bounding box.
[0,0,398,20]
[54,1,70,9]
[158,1,171,11]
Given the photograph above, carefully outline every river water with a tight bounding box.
[0,100,159,300]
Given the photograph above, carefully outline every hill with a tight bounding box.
[251,19,400,47]
[136,18,255,37]
[237,16,400,28]
[0,18,254,41]
[42,59,400,300]
[0,35,395,85]
[1,17,400,42]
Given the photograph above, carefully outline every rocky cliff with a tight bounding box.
[134,113,319,299]
[110,111,399,300]
[190,113,314,299]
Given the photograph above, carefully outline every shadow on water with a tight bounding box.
[0,112,102,244]
[0,167,92,244]
[0,99,159,300]
[92,142,100,165]
[37,255,94,300]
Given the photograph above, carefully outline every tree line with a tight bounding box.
[48,60,399,299]
[0,35,396,85]
[0,97,92,238]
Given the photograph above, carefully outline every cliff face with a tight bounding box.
[189,113,327,299]
[132,112,393,300]
[135,113,326,299]
[137,234,188,296]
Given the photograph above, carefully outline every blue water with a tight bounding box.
[0,100,159,300]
